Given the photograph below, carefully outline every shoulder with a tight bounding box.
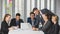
[19,19,24,22]
[27,17,31,20]
[1,21,7,25]
[1,21,4,24]
[47,21,53,25]
[47,21,51,23]
[27,17,31,19]
[11,18,16,20]
[20,19,23,21]
[1,21,6,23]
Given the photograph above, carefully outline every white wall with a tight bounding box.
[0,0,2,29]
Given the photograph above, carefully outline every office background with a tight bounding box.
[0,0,60,29]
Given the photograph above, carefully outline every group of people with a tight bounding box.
[27,8,59,34]
[1,8,59,34]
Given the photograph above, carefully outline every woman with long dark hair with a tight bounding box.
[41,13,53,34]
[1,14,13,34]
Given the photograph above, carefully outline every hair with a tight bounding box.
[16,13,21,16]
[4,14,11,21]
[44,13,50,20]
[52,15,58,21]
[33,8,38,12]
[41,8,55,20]
[33,8,40,14]
[30,12,35,16]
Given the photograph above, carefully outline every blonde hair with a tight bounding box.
[52,15,58,21]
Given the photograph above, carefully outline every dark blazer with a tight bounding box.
[54,24,59,34]
[48,23,59,34]
[10,18,24,28]
[1,21,9,34]
[41,21,53,34]
[35,14,44,25]
[27,17,38,28]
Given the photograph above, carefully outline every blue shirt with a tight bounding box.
[27,17,38,28]
[16,21,19,26]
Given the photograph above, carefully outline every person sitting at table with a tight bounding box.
[10,13,24,28]
[50,15,59,34]
[27,12,38,30]
[1,14,14,34]
[41,13,53,34]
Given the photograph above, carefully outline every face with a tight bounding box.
[52,16,57,24]
[34,10,39,15]
[52,16,57,22]
[42,14,48,21]
[6,16,11,22]
[16,16,20,21]
[30,14,35,19]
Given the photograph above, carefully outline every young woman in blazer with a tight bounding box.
[1,14,13,34]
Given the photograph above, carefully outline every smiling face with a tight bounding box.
[6,16,11,22]
[30,14,35,19]
[52,16,57,23]
[16,13,20,21]
[16,16,20,21]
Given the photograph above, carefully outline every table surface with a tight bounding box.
[9,29,44,34]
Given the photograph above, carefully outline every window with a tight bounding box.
[15,0,24,20]
[27,0,30,17]
[47,0,55,13]
[41,0,45,9]
[51,0,54,13]
[37,0,40,9]
[47,0,51,10]
[1,0,55,22]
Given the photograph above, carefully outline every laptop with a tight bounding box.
[21,23,32,30]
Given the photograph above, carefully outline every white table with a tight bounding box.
[9,29,44,34]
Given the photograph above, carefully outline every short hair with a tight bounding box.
[30,12,35,16]
[33,8,38,12]
[16,13,20,16]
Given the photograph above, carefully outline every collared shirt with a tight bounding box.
[31,20,35,27]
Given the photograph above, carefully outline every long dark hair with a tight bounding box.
[3,14,11,21]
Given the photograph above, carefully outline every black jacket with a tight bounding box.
[42,21,59,34]
[10,18,24,28]
[1,21,9,34]
[48,23,59,34]
[41,21,53,34]
[27,17,39,28]
[35,14,44,25]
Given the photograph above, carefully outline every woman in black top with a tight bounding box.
[51,15,59,34]
[1,14,13,34]
[41,13,53,34]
